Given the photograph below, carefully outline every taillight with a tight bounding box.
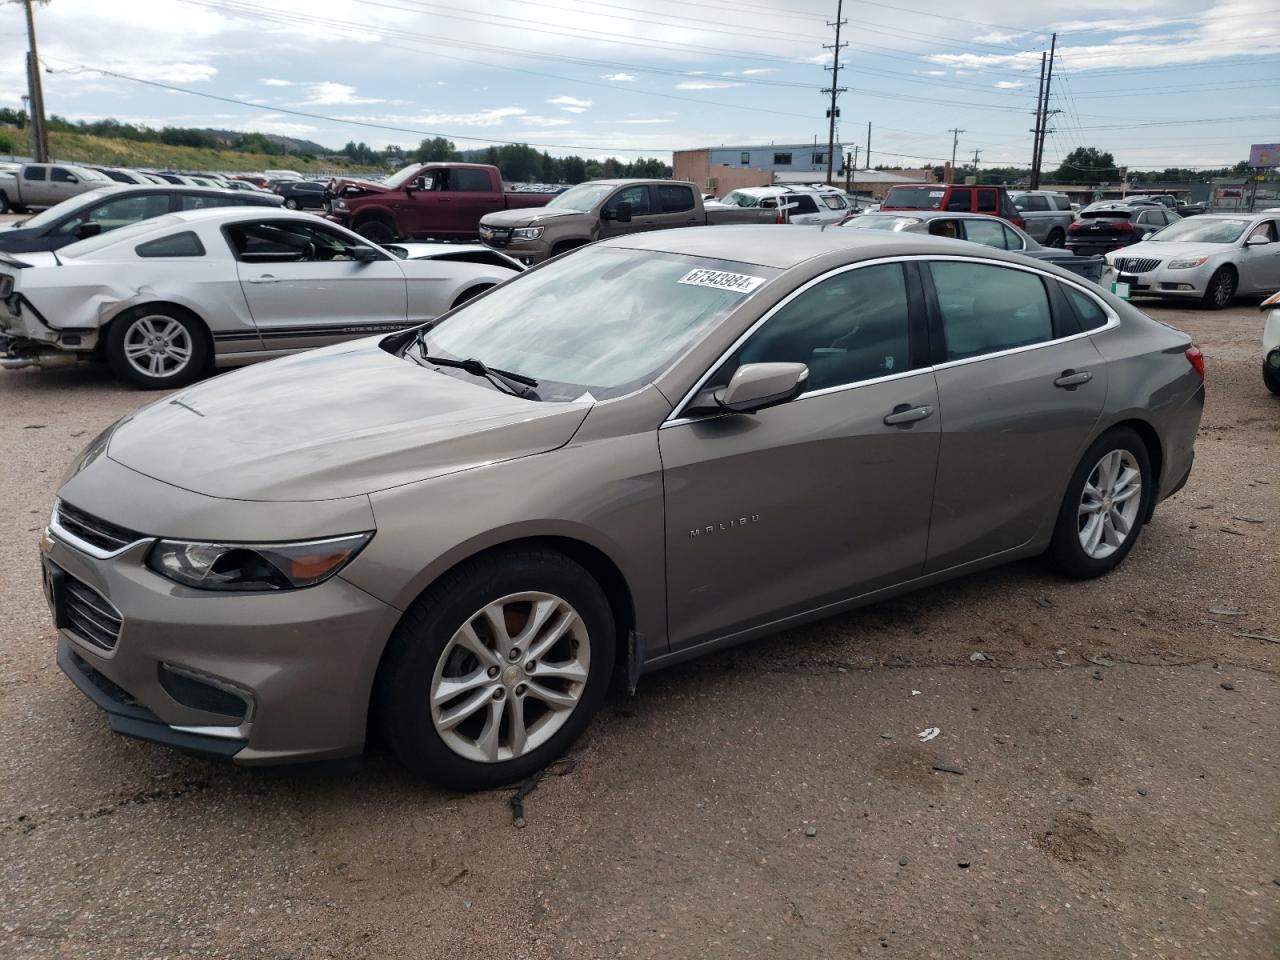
[1185,345,1205,380]
[1011,216,1025,228]
[1068,222,1083,232]
[1115,222,1134,232]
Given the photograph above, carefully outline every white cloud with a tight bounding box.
[518,115,574,127]
[301,82,384,105]
[232,113,318,137]
[741,68,778,76]
[613,118,672,124]
[994,80,1025,89]
[676,81,743,90]
[548,95,592,114]
[924,69,948,76]
[974,31,1024,44]
[261,78,295,87]
[601,73,635,82]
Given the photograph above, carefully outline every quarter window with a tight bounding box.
[657,184,695,213]
[136,231,206,258]
[821,194,848,210]
[929,261,1052,361]
[1063,285,1109,332]
[730,263,912,391]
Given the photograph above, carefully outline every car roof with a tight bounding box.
[853,210,1005,222]
[602,224,1033,269]
[162,207,319,225]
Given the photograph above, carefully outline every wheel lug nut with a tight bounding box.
[508,648,521,661]
[514,684,527,696]
[492,688,505,700]
[487,666,499,678]
[525,660,536,672]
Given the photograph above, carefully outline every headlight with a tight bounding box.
[510,226,544,241]
[1167,256,1209,269]
[332,199,349,212]
[147,533,373,592]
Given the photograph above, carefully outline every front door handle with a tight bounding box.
[1054,369,1093,388]
[883,403,934,426]
[246,275,279,284]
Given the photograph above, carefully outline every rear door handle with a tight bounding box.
[1054,369,1093,388]
[246,275,279,284]
[883,404,934,426]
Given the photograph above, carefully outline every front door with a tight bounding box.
[599,184,654,239]
[400,170,452,239]
[225,217,409,351]
[660,261,940,651]
[922,259,1107,573]
[1241,219,1280,292]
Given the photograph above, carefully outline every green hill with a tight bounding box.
[2,127,382,175]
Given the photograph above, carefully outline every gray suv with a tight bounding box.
[44,226,1205,790]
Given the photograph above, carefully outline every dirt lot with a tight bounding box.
[0,294,1276,959]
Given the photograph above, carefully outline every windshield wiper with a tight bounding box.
[419,352,540,399]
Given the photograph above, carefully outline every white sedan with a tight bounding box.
[0,208,521,388]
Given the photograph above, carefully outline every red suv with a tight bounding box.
[881,184,1025,229]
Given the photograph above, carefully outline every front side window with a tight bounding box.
[728,263,912,392]
[1248,220,1278,242]
[657,184,695,213]
[927,219,962,239]
[225,220,381,263]
[961,218,1011,249]
[606,185,651,216]
[51,167,77,183]
[136,231,206,258]
[930,261,1052,361]
[418,248,777,401]
[56,193,171,235]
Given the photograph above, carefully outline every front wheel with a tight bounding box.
[1046,428,1151,579]
[377,550,616,791]
[1045,227,1065,248]
[283,198,298,210]
[106,308,209,390]
[1201,267,1236,310]
[355,218,395,245]
[0,191,9,214]
[1264,358,1280,396]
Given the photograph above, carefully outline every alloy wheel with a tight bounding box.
[1077,449,1143,560]
[429,591,591,764]
[122,315,193,381]
[1210,271,1235,307]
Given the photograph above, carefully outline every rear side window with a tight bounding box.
[1016,195,1050,212]
[24,167,47,181]
[733,263,912,390]
[961,218,1011,249]
[789,195,819,214]
[657,184,695,213]
[452,169,493,192]
[976,189,998,212]
[1052,194,1071,210]
[1063,285,1109,332]
[944,190,972,212]
[180,193,236,210]
[136,231,205,258]
[930,262,1052,361]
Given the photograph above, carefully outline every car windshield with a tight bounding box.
[720,191,767,208]
[413,247,778,401]
[884,186,946,209]
[544,182,616,212]
[382,164,425,189]
[841,215,921,231]
[59,214,185,258]
[19,189,119,229]
[1148,218,1249,243]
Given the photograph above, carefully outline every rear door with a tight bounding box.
[225,217,409,351]
[444,168,503,237]
[783,194,824,225]
[959,217,1015,250]
[649,183,701,230]
[922,258,1107,572]
[21,166,51,206]
[660,260,940,650]
[1016,195,1051,240]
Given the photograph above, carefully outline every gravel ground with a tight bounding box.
[0,291,1276,959]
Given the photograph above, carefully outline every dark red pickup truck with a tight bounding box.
[325,162,553,243]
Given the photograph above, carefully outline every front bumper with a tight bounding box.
[42,516,403,765]
[1100,264,1212,299]
[478,225,549,265]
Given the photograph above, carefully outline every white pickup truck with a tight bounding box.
[1008,190,1075,248]
[0,163,113,213]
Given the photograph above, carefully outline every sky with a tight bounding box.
[2,0,1277,171]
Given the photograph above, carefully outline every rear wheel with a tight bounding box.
[452,284,492,309]
[1047,428,1151,579]
[283,198,299,210]
[1045,227,1066,248]
[0,191,9,214]
[1264,359,1280,396]
[355,217,396,245]
[377,549,615,791]
[106,307,209,390]
[1201,267,1236,310]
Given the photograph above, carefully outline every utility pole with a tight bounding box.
[1029,53,1046,189]
[822,0,848,185]
[865,122,871,171]
[23,0,50,163]
[845,150,853,193]
[1031,33,1058,189]
[971,148,982,182]
[948,127,964,184]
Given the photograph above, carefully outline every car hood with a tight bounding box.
[105,339,592,502]
[1110,240,1233,260]
[481,207,585,229]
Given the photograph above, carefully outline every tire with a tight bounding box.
[0,191,9,214]
[105,307,210,390]
[1045,227,1066,248]
[284,198,299,210]
[377,549,616,791]
[452,284,492,309]
[1046,427,1152,579]
[1264,360,1280,396]
[1200,267,1236,310]
[355,218,396,245]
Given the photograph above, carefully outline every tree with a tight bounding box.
[1050,147,1119,184]
[415,136,459,162]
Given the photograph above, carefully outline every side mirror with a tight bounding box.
[709,362,809,414]
[349,245,380,261]
[65,175,78,184]
[74,221,102,240]
[607,200,633,223]
[1246,234,1271,246]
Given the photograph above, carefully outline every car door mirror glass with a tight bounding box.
[714,362,809,413]
[1246,234,1270,246]
[607,201,633,223]
[349,244,379,261]
[75,221,102,240]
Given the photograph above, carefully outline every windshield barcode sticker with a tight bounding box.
[678,269,766,293]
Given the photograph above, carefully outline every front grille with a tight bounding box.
[63,576,123,650]
[1113,257,1161,274]
[55,501,143,553]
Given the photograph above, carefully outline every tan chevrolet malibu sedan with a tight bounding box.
[43,226,1205,790]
